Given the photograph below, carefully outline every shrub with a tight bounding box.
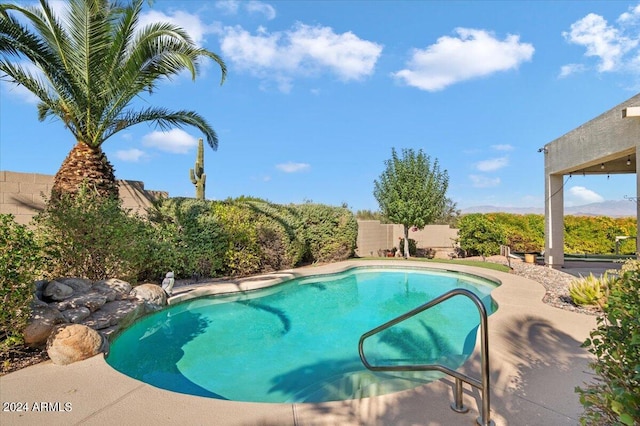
[150,198,228,279]
[569,273,608,308]
[457,214,506,259]
[0,214,43,354]
[33,187,154,282]
[293,203,357,263]
[576,264,640,425]
[488,213,544,253]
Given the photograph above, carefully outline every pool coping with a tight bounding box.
[0,260,597,425]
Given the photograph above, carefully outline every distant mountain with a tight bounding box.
[461,200,637,217]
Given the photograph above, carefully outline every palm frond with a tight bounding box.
[102,107,218,149]
[1,0,226,150]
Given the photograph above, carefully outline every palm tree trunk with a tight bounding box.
[51,141,119,200]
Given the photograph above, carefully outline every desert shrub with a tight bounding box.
[149,197,355,276]
[457,214,506,259]
[33,187,154,282]
[293,203,358,263]
[212,202,265,276]
[569,273,608,308]
[576,266,640,425]
[241,199,306,268]
[150,198,227,279]
[0,214,43,353]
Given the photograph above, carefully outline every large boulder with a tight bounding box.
[130,283,167,310]
[62,307,92,324]
[95,278,132,296]
[56,277,92,294]
[43,280,74,301]
[23,305,65,347]
[46,324,108,365]
[58,293,108,312]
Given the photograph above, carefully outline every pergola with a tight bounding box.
[543,93,640,268]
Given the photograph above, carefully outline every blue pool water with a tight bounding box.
[106,267,498,402]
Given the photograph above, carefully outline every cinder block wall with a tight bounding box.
[355,220,459,258]
[0,171,167,225]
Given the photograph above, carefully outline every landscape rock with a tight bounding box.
[56,277,92,294]
[62,307,92,324]
[81,311,113,330]
[53,292,108,312]
[46,324,108,365]
[91,282,118,302]
[23,305,66,347]
[130,283,167,310]
[43,280,74,301]
[95,278,132,295]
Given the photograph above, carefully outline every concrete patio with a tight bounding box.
[0,260,598,425]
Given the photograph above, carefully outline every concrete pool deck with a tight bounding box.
[0,260,597,425]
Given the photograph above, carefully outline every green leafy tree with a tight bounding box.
[0,0,226,199]
[457,214,506,260]
[374,148,449,258]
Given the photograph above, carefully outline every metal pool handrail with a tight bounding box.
[358,288,494,426]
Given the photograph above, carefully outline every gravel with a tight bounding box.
[479,256,602,316]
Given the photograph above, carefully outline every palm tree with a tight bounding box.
[0,0,226,199]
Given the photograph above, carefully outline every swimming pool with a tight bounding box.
[106,266,498,402]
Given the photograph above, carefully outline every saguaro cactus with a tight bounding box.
[190,138,206,200]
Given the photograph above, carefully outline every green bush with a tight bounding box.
[0,214,43,354]
[576,261,640,425]
[487,213,544,253]
[293,203,357,263]
[33,187,154,282]
[151,198,228,279]
[458,213,636,255]
[457,214,506,259]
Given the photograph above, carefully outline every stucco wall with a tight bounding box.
[0,171,167,225]
[356,220,459,258]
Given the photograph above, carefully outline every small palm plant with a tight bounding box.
[569,272,615,309]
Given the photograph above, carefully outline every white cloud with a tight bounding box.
[562,5,640,74]
[218,23,383,91]
[216,1,276,19]
[558,63,586,78]
[115,148,146,162]
[469,175,501,188]
[1,60,47,104]
[567,186,604,204]
[276,162,310,173]
[140,10,213,46]
[142,129,198,154]
[491,144,514,151]
[476,156,509,172]
[1,81,39,104]
[216,0,240,15]
[392,28,534,91]
[618,3,640,25]
[246,1,276,20]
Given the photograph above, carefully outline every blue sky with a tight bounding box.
[1,0,639,212]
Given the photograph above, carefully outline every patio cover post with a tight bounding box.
[545,173,564,268]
